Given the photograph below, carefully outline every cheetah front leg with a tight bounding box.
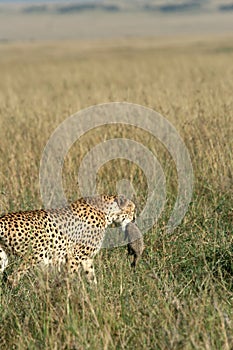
[81,258,97,284]
[67,255,97,285]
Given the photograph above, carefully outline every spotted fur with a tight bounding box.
[0,195,135,286]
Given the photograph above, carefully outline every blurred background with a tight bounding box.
[0,0,233,41]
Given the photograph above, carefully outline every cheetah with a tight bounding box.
[0,195,135,286]
[124,222,144,268]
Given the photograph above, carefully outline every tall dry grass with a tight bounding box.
[0,38,232,349]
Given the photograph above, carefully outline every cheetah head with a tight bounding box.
[112,195,136,227]
[84,194,136,228]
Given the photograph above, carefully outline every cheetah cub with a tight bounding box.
[124,222,145,268]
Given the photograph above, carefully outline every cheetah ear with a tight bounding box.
[115,195,129,209]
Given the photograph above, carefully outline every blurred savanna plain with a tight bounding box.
[0,36,233,349]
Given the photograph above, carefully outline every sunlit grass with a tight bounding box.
[0,38,232,349]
